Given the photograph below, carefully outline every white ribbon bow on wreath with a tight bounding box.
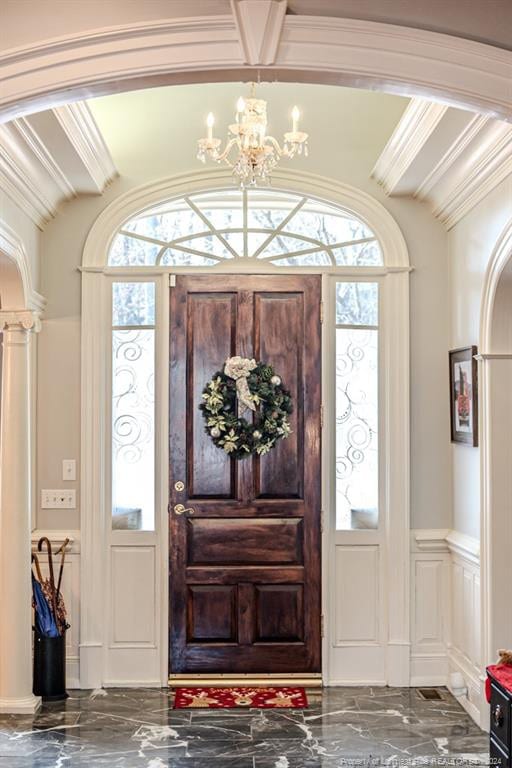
[224,356,257,414]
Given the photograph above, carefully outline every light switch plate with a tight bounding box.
[41,489,76,509]
[62,459,76,481]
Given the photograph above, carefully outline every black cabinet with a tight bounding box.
[490,678,512,768]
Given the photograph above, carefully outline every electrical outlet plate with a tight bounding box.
[41,489,76,509]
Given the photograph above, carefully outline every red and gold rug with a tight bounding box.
[173,686,308,709]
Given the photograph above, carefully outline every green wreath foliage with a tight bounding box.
[199,361,293,460]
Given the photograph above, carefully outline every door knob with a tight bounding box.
[174,504,195,515]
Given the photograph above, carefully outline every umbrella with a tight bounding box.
[31,538,70,637]
[31,571,59,638]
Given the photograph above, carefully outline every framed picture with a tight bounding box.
[449,346,478,446]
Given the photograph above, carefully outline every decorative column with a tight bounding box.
[0,311,41,713]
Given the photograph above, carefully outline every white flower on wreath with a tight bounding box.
[224,356,258,414]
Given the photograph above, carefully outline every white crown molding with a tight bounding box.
[431,121,512,229]
[53,102,117,193]
[0,101,117,231]
[0,16,511,122]
[231,0,286,65]
[12,116,76,199]
[374,97,512,230]
[414,114,489,202]
[81,167,409,269]
[372,99,448,195]
[446,530,480,567]
[0,128,58,228]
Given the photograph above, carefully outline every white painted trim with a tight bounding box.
[446,531,480,567]
[230,0,286,66]
[372,99,448,195]
[53,102,117,193]
[82,169,409,270]
[1,15,512,122]
[81,174,410,688]
[475,352,512,361]
[447,650,486,729]
[479,216,512,354]
[0,695,41,714]
[0,129,57,228]
[478,216,512,688]
[432,122,512,229]
[415,114,489,202]
[31,530,80,553]
[0,219,44,311]
[413,528,451,553]
[79,273,108,689]
[12,117,76,199]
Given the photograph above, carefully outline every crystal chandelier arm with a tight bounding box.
[264,135,285,157]
[216,137,241,164]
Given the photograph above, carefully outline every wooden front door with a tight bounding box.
[169,275,321,674]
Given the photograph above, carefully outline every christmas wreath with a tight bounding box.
[199,356,293,459]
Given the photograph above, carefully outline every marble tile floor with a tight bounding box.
[0,686,489,768]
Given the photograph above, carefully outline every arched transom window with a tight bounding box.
[109,190,382,268]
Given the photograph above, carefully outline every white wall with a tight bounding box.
[448,173,512,539]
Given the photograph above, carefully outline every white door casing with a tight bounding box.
[80,169,410,687]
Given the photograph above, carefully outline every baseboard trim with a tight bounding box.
[448,648,486,730]
[0,694,41,713]
[324,679,386,687]
[103,679,163,687]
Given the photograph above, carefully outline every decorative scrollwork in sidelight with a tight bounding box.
[112,330,155,464]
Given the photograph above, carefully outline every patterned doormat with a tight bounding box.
[173,686,308,709]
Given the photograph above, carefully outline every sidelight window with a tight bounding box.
[335,282,379,530]
[111,281,156,531]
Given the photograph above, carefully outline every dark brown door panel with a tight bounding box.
[169,274,321,674]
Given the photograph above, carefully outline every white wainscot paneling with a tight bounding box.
[329,544,386,685]
[110,546,156,647]
[410,532,451,686]
[334,545,379,644]
[106,543,162,686]
[447,531,483,727]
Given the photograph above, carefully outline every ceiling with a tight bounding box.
[1,80,510,233]
[87,82,409,179]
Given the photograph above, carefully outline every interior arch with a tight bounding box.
[479,217,512,680]
[0,223,32,310]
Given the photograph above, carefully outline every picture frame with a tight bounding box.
[449,346,478,446]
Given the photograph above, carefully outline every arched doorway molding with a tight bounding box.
[1,15,511,123]
[0,220,42,713]
[79,169,411,688]
[0,220,42,311]
[478,217,512,687]
[82,168,409,270]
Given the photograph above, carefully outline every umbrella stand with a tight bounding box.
[32,539,69,701]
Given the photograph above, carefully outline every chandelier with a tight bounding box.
[197,84,308,186]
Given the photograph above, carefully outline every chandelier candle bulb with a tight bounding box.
[292,106,300,133]
[206,112,214,141]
